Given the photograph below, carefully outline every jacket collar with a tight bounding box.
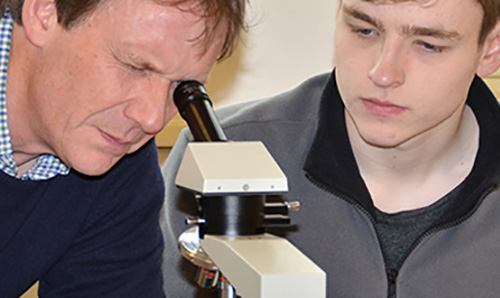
[304,70,500,223]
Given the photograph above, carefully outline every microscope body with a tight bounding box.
[176,141,326,298]
[173,80,325,297]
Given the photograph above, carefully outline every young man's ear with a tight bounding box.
[21,0,58,47]
[477,21,500,77]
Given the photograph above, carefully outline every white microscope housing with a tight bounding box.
[176,141,326,298]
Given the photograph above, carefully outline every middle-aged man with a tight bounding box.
[162,0,500,297]
[0,0,246,297]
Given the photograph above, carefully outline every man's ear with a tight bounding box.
[21,0,58,47]
[477,21,500,77]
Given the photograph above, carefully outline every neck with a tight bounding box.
[7,24,47,172]
[347,105,479,213]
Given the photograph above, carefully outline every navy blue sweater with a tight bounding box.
[0,139,165,297]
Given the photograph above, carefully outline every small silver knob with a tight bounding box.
[185,217,206,225]
[285,201,301,211]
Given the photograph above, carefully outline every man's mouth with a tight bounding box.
[100,130,132,150]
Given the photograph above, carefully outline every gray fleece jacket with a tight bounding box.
[161,70,500,297]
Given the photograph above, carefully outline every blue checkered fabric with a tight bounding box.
[0,8,69,180]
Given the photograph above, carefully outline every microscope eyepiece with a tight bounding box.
[173,81,227,142]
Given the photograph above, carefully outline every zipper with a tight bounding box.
[387,269,398,298]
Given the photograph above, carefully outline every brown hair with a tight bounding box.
[1,0,247,60]
[477,0,500,45]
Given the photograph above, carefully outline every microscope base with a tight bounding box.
[201,233,326,298]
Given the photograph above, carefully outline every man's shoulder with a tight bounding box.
[215,72,331,130]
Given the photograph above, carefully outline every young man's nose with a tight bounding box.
[368,41,406,88]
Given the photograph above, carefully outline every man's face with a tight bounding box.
[335,0,487,149]
[22,0,224,175]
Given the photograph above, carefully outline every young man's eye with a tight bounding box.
[358,28,376,36]
[349,24,377,38]
[416,41,445,53]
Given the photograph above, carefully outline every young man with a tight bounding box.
[0,0,245,296]
[162,0,500,296]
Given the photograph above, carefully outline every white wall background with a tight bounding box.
[157,0,337,146]
[205,0,337,106]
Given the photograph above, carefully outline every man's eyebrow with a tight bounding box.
[112,47,162,73]
[342,5,384,31]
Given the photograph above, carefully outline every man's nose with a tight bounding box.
[368,40,406,88]
[124,81,171,135]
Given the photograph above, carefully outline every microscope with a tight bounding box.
[173,81,326,298]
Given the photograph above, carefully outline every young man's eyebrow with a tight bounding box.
[403,26,462,40]
[342,5,384,30]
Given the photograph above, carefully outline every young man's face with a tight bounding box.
[335,0,490,149]
[20,0,224,175]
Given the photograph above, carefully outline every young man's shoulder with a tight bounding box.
[216,72,331,129]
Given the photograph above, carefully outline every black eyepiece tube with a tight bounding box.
[173,80,227,142]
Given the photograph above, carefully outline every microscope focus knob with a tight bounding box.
[185,217,206,225]
[285,201,301,211]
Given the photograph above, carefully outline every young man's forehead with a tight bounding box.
[360,0,438,6]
